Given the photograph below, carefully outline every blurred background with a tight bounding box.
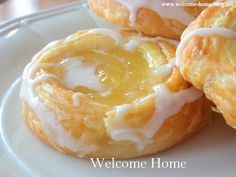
[0,0,78,23]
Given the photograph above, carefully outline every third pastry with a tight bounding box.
[176,1,236,128]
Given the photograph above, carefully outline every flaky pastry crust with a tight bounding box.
[178,1,236,128]
[21,29,212,159]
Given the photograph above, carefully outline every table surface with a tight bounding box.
[0,0,78,23]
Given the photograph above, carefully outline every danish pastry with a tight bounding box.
[20,29,212,159]
[176,1,236,128]
[88,0,215,39]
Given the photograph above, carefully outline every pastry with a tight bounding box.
[176,0,236,128]
[88,0,215,39]
[20,29,212,159]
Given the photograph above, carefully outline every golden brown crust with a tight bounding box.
[23,97,212,159]
[22,29,213,159]
[88,0,215,40]
[179,2,236,128]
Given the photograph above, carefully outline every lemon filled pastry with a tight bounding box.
[176,1,236,129]
[20,29,212,159]
[88,0,215,39]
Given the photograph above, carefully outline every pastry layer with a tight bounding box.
[177,1,236,128]
[21,29,213,158]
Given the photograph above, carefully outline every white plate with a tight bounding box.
[0,1,236,177]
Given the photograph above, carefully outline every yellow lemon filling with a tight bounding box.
[21,29,210,158]
[37,31,176,106]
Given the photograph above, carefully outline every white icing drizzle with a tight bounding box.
[211,107,221,113]
[31,74,60,90]
[99,90,112,97]
[144,36,180,46]
[61,58,104,92]
[20,42,97,156]
[176,27,236,67]
[27,63,55,79]
[154,59,176,76]
[115,0,195,25]
[73,93,85,106]
[105,84,203,150]
[123,39,140,51]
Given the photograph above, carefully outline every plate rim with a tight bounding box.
[0,78,35,177]
[0,0,86,35]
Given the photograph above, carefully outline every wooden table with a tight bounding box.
[0,0,78,23]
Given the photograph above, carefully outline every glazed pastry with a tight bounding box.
[20,29,212,159]
[88,0,215,39]
[176,1,236,128]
